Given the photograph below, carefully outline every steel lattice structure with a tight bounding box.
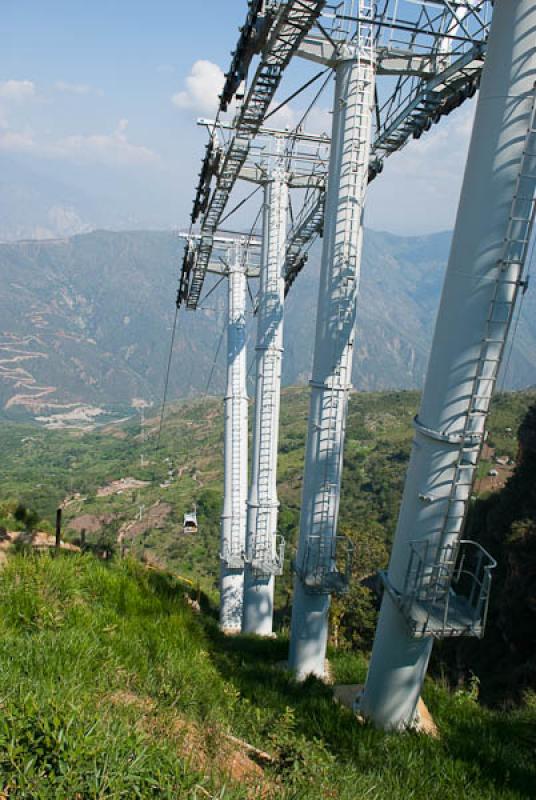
[178,0,326,310]
[178,0,492,308]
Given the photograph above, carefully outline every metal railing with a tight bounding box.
[246,533,286,577]
[293,534,354,595]
[220,543,245,570]
[382,539,496,639]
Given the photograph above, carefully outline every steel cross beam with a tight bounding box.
[179,0,327,311]
[178,232,261,281]
[197,118,330,189]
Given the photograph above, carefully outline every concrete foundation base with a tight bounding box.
[333,684,439,738]
[277,659,334,685]
[220,627,242,636]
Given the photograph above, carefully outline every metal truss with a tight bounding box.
[179,0,327,310]
[181,121,330,314]
[178,232,261,281]
[179,1,492,308]
[197,118,330,188]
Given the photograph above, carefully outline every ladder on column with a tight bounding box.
[439,91,536,555]
[250,352,284,575]
[394,91,536,637]
[227,313,246,569]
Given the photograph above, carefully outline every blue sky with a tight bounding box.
[1,1,475,237]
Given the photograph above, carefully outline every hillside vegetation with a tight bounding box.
[0,229,535,422]
[0,388,534,699]
[1,553,535,799]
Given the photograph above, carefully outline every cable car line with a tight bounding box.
[197,275,226,309]
[220,185,262,226]
[264,67,330,124]
[155,306,180,454]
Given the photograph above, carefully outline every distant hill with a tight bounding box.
[0,228,534,422]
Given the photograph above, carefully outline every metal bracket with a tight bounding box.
[413,415,483,446]
[293,534,354,596]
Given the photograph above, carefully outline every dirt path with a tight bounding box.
[0,530,80,568]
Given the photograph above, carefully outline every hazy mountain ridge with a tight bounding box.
[0,228,534,421]
[0,158,178,242]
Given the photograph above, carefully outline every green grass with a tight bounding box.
[1,553,535,799]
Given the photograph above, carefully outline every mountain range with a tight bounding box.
[0,228,534,423]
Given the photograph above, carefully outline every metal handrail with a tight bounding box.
[398,538,497,638]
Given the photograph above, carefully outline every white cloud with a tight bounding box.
[55,81,103,96]
[0,79,35,101]
[0,119,159,167]
[0,129,35,152]
[0,80,36,128]
[172,60,225,116]
[55,119,158,165]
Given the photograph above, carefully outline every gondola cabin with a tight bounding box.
[183,510,198,535]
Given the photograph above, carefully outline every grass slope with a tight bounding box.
[1,553,535,799]
[0,389,534,658]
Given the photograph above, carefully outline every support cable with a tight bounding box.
[220,184,262,226]
[155,306,180,455]
[246,202,263,251]
[205,322,226,396]
[313,15,339,51]
[247,279,255,309]
[284,70,333,169]
[197,275,226,309]
[264,67,331,123]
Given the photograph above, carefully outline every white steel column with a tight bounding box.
[220,244,249,632]
[361,0,536,729]
[288,23,375,678]
[243,164,289,635]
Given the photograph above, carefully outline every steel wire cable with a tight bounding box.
[205,320,226,396]
[220,184,262,226]
[264,67,330,124]
[284,70,333,168]
[197,275,226,309]
[154,306,180,455]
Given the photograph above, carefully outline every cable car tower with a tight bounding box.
[242,125,330,636]
[279,0,494,682]
[174,0,536,731]
[179,232,261,632]
[194,118,330,635]
[178,0,328,633]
